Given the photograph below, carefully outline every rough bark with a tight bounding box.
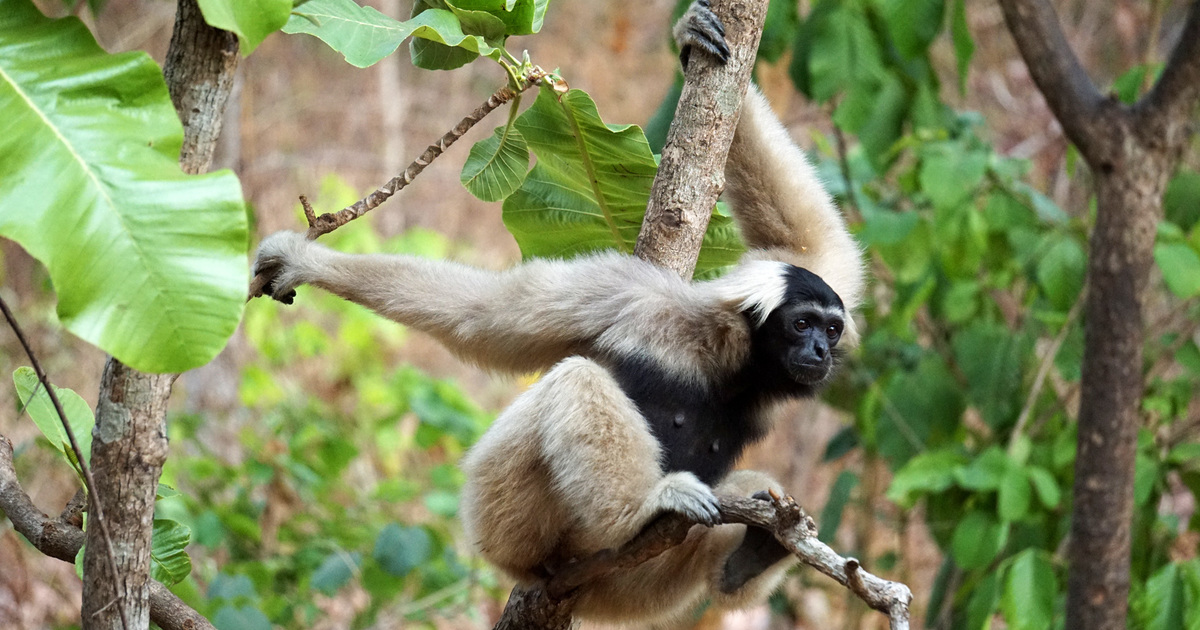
[81,1,239,628]
[997,1,1200,627]
[633,0,769,279]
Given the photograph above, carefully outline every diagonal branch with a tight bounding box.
[1139,0,1200,140]
[0,434,216,630]
[995,0,1112,164]
[494,493,912,630]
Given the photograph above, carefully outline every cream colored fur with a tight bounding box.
[252,74,862,626]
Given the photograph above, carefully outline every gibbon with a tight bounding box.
[252,1,864,623]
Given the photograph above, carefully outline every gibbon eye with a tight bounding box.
[794,319,809,332]
[826,324,841,340]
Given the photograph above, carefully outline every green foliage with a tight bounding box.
[197,0,292,53]
[285,0,547,69]
[472,85,745,276]
[0,0,248,373]
[13,367,94,481]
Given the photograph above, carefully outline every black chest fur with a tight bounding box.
[607,354,803,485]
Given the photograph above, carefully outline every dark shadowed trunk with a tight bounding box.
[80,1,238,627]
[997,0,1200,627]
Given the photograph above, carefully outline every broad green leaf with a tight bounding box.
[1026,466,1061,508]
[881,0,943,59]
[966,570,1003,630]
[150,519,193,586]
[804,0,886,103]
[1001,550,1057,630]
[1154,242,1200,299]
[449,0,549,36]
[997,467,1031,522]
[1135,562,1187,630]
[284,0,497,68]
[956,447,1010,491]
[373,523,433,576]
[407,0,502,70]
[13,367,94,478]
[878,355,965,466]
[503,86,744,276]
[1037,239,1086,310]
[197,0,291,54]
[0,2,247,373]
[424,490,459,517]
[818,470,858,543]
[1165,171,1200,231]
[951,510,1007,569]
[919,143,988,211]
[312,551,360,594]
[886,449,968,508]
[1134,450,1159,507]
[461,125,530,202]
[952,323,1029,430]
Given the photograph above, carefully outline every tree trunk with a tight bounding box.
[997,1,1200,627]
[634,0,769,279]
[1067,134,1170,630]
[80,1,238,627]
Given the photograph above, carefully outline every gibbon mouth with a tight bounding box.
[788,361,830,384]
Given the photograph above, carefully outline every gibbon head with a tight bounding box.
[719,261,847,387]
[759,267,847,386]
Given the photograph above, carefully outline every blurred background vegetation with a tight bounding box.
[2,0,1199,628]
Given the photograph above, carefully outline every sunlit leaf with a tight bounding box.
[284,0,497,68]
[503,86,745,276]
[13,367,94,479]
[461,125,530,202]
[150,519,193,586]
[0,1,247,372]
[197,0,291,53]
[1001,550,1057,630]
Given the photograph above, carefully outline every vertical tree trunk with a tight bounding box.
[81,1,238,627]
[1067,133,1170,630]
[634,0,768,279]
[997,1,1200,627]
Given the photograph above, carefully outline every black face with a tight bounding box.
[754,266,846,388]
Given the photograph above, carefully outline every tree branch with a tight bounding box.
[995,0,1112,164]
[1139,0,1200,142]
[0,434,216,630]
[633,0,768,279]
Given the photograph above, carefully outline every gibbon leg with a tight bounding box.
[706,470,798,610]
[533,357,720,553]
[459,357,719,585]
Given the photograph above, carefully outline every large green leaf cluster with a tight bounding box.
[0,0,248,373]
[756,3,1200,627]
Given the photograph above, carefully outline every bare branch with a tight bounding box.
[492,493,912,630]
[1139,1,1200,143]
[0,295,129,630]
[995,0,1112,164]
[0,434,217,630]
[633,0,768,279]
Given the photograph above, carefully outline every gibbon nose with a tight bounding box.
[811,339,827,360]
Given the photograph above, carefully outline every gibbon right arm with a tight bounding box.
[724,87,865,322]
[253,232,690,373]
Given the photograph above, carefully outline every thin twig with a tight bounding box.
[1009,292,1084,454]
[247,69,561,301]
[0,296,130,630]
